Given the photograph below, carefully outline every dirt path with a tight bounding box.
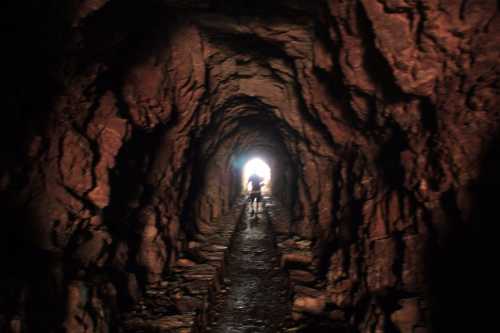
[208,200,290,332]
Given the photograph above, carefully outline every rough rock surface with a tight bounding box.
[1,0,498,332]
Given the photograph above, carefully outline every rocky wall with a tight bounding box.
[1,0,498,332]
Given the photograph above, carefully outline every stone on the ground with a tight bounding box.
[288,269,316,285]
[293,295,326,315]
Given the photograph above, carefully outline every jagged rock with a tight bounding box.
[62,281,95,333]
[365,238,398,292]
[176,258,197,267]
[127,273,142,303]
[288,270,316,285]
[293,295,326,315]
[390,298,422,333]
[293,285,323,298]
[73,229,112,267]
[2,0,496,331]
[59,130,94,195]
[281,251,313,269]
[174,295,204,313]
[136,207,167,284]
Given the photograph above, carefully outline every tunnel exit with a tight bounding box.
[242,158,271,194]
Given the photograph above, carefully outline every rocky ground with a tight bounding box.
[208,199,290,333]
[120,199,247,332]
[120,197,297,333]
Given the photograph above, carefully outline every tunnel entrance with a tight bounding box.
[242,158,271,194]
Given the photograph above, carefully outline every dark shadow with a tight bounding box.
[427,133,496,331]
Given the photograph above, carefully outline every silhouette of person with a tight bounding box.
[248,173,264,212]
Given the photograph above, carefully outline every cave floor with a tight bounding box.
[207,199,291,332]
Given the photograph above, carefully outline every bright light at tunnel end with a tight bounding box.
[242,158,271,193]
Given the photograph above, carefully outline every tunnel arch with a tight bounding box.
[1,1,495,331]
[185,115,300,236]
[162,90,314,240]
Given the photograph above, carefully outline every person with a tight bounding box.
[247,173,264,212]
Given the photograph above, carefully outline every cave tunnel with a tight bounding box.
[1,0,498,332]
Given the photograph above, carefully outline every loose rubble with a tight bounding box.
[120,199,247,332]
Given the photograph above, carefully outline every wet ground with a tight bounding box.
[208,200,290,333]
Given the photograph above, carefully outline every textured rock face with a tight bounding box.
[1,0,498,332]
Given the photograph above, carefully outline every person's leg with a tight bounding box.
[250,193,256,212]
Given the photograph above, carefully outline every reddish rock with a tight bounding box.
[390,298,422,333]
[59,130,94,194]
[293,295,326,315]
[401,235,426,292]
[176,258,197,267]
[73,229,112,267]
[136,207,167,284]
[281,251,313,268]
[365,238,398,292]
[289,269,316,285]
[2,0,496,332]
[294,285,323,298]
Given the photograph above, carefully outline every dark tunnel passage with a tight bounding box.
[1,0,498,332]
